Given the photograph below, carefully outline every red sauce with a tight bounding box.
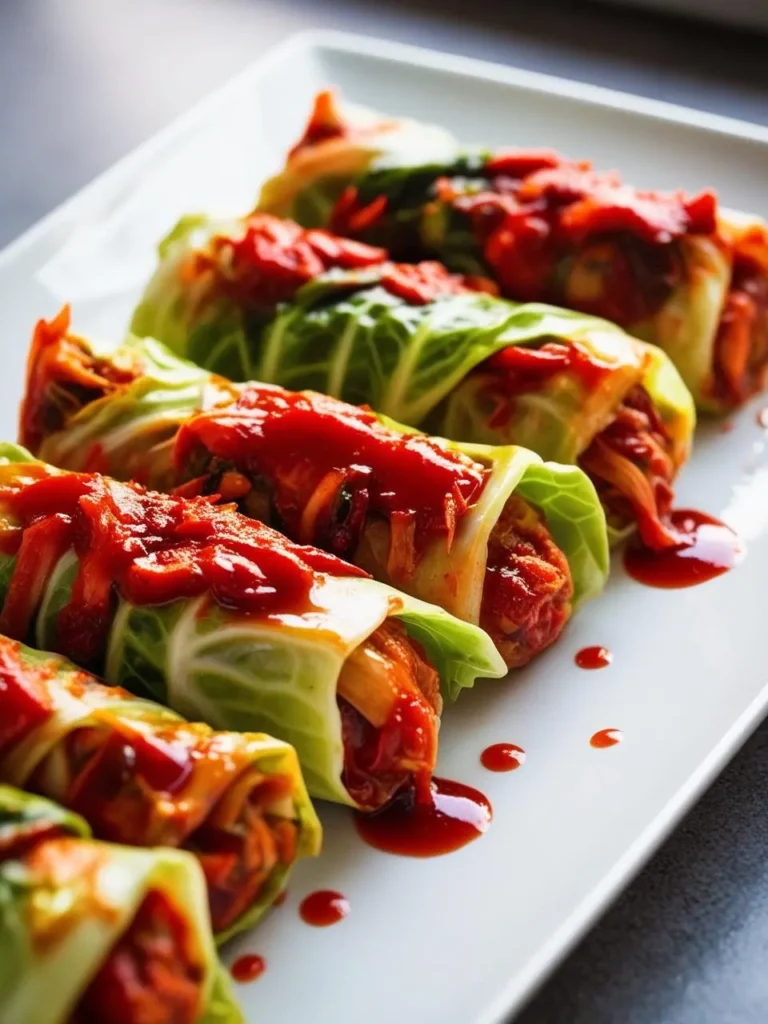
[378,261,493,305]
[231,954,266,984]
[719,420,735,434]
[65,730,194,830]
[757,408,768,429]
[624,509,743,589]
[273,890,288,908]
[298,890,350,927]
[590,728,623,748]
[354,777,492,857]
[174,384,489,567]
[480,743,526,772]
[0,467,364,665]
[483,341,613,404]
[215,213,386,308]
[0,639,53,756]
[437,159,717,323]
[575,646,613,670]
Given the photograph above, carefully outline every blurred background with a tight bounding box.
[2,2,768,1022]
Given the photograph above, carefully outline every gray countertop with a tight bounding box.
[2,2,768,1020]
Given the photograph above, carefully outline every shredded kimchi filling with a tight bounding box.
[188,772,298,933]
[201,211,492,312]
[20,307,142,456]
[447,163,717,321]
[580,385,678,549]
[0,469,365,666]
[327,142,718,325]
[712,258,768,407]
[445,164,716,318]
[175,382,490,576]
[196,213,386,310]
[473,343,679,549]
[479,495,573,669]
[0,638,53,757]
[29,718,298,935]
[72,888,204,1024]
[337,619,441,811]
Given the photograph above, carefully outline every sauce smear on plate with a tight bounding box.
[624,509,742,588]
[480,743,526,772]
[355,777,492,856]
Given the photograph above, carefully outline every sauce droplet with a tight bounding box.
[273,890,288,908]
[354,777,492,857]
[590,728,623,749]
[719,420,735,434]
[757,408,768,429]
[575,645,612,669]
[624,509,742,589]
[299,890,350,927]
[231,954,266,983]
[480,743,526,772]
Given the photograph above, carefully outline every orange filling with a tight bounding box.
[337,619,441,811]
[480,495,573,668]
[580,385,677,549]
[72,888,204,1024]
[712,259,768,408]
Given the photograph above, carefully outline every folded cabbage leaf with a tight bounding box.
[23,319,609,670]
[0,785,242,1024]
[130,215,694,547]
[0,443,505,811]
[257,90,768,413]
[0,633,319,942]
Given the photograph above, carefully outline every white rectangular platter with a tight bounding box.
[1,30,768,1024]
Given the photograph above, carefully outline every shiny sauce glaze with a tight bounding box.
[174,384,489,560]
[299,890,350,927]
[0,467,364,665]
[231,955,266,983]
[354,777,492,857]
[624,509,742,589]
[480,743,526,772]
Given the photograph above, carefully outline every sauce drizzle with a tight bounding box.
[231,955,266,984]
[480,743,526,772]
[590,728,623,749]
[624,509,742,589]
[354,777,492,857]
[575,646,612,670]
[299,890,350,927]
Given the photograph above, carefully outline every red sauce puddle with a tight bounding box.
[354,777,492,857]
[298,890,350,927]
[575,646,612,669]
[273,890,288,908]
[480,743,526,772]
[231,954,266,983]
[590,728,623,749]
[757,408,768,429]
[624,509,742,588]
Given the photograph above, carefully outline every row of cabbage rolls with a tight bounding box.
[8,89,767,1023]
